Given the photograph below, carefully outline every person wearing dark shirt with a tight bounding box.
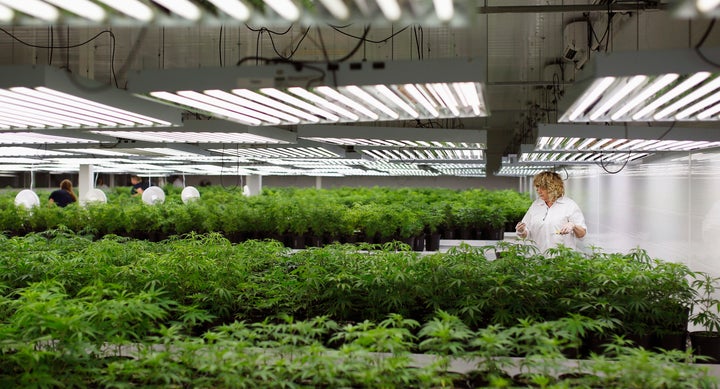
[48,179,77,207]
[130,175,149,196]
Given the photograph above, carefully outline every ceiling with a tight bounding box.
[0,0,718,179]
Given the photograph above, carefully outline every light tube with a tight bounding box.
[0,109,79,129]
[457,82,484,115]
[151,0,201,20]
[697,0,720,12]
[566,137,581,149]
[549,137,564,149]
[609,74,679,121]
[0,92,103,126]
[568,77,615,121]
[36,87,170,126]
[577,138,597,149]
[632,72,711,120]
[634,139,661,150]
[232,89,320,123]
[589,138,612,150]
[433,0,454,21]
[343,86,399,119]
[376,0,401,21]
[0,0,58,21]
[9,88,134,126]
[150,91,261,125]
[615,139,644,150]
[259,88,339,121]
[95,0,153,21]
[316,0,349,19]
[0,99,88,127]
[315,86,378,120]
[44,0,106,21]
[204,90,301,124]
[404,84,439,117]
[0,112,62,128]
[536,137,551,149]
[0,3,13,21]
[178,91,281,124]
[676,90,720,120]
[603,139,626,150]
[206,0,251,20]
[589,75,647,121]
[654,75,720,120]
[429,83,460,116]
[288,87,359,120]
[416,84,442,108]
[698,101,720,120]
[263,0,300,21]
[375,85,418,117]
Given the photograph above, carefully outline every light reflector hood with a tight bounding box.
[129,59,488,126]
[0,65,181,130]
[559,48,720,123]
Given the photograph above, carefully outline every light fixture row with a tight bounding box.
[0,0,467,25]
[0,65,180,130]
[504,123,720,173]
[559,48,720,123]
[536,124,720,153]
[129,59,488,127]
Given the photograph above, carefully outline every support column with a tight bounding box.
[246,174,262,196]
[315,176,322,189]
[78,164,94,204]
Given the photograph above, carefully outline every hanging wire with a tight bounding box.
[1,26,147,90]
[219,25,224,66]
[329,24,408,44]
[694,18,720,68]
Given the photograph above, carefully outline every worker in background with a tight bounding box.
[515,171,587,253]
[48,179,77,207]
[130,175,149,197]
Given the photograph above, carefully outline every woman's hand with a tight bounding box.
[559,222,575,235]
[515,222,527,238]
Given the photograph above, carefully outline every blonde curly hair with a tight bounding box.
[533,171,564,202]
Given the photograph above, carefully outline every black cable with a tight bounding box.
[48,27,53,65]
[657,121,677,140]
[334,25,370,62]
[598,148,631,174]
[267,26,310,60]
[316,26,330,62]
[118,26,148,89]
[64,26,69,71]
[695,19,720,68]
[219,25,223,67]
[329,24,408,44]
[597,121,632,174]
[413,26,422,59]
[0,27,119,88]
[245,24,294,35]
[255,29,262,65]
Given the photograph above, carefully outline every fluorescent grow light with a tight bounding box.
[2,0,470,26]
[0,66,181,130]
[536,124,720,153]
[297,124,487,147]
[129,59,488,127]
[559,48,720,122]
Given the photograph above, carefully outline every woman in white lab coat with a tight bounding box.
[515,171,587,253]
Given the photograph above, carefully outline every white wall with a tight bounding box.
[562,149,720,277]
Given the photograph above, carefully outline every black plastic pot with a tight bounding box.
[653,331,688,352]
[425,232,441,251]
[689,331,720,363]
